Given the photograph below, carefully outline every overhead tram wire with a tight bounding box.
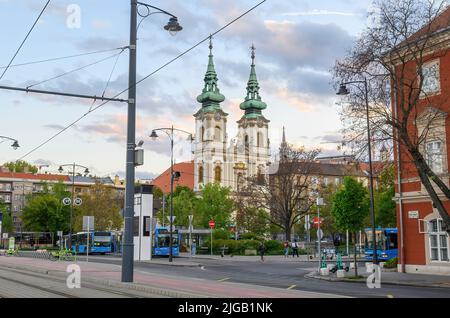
[0,0,51,80]
[26,49,126,89]
[16,0,268,161]
[0,47,128,70]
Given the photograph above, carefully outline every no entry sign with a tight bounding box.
[209,219,215,229]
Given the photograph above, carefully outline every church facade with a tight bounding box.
[193,41,271,192]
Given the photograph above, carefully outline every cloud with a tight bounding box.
[282,10,357,17]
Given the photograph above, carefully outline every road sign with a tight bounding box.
[57,231,63,237]
[317,229,324,240]
[2,233,8,239]
[167,215,176,223]
[74,197,82,206]
[82,216,94,231]
[209,219,215,229]
[62,197,71,206]
[313,217,323,228]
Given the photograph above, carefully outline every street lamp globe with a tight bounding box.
[11,140,19,150]
[336,84,350,96]
[164,17,182,36]
[150,130,159,140]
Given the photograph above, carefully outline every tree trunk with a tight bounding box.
[407,146,450,233]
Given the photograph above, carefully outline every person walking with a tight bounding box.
[283,241,290,258]
[191,239,197,256]
[258,241,266,262]
[291,240,299,257]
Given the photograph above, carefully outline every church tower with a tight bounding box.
[193,38,230,191]
[235,45,270,185]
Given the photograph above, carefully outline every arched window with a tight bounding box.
[257,132,263,147]
[201,126,205,142]
[198,166,204,184]
[245,135,249,161]
[257,167,265,185]
[214,126,221,142]
[214,166,222,183]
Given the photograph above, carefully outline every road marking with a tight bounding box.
[217,277,230,282]
[287,285,296,290]
[387,294,394,298]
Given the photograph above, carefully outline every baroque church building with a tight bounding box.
[193,41,271,192]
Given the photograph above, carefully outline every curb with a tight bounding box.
[0,262,208,298]
[304,271,450,289]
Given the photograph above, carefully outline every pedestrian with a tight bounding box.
[258,241,266,262]
[291,240,299,257]
[283,241,289,258]
[192,239,197,256]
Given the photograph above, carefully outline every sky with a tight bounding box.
[0,0,373,180]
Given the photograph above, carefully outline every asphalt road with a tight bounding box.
[76,255,450,298]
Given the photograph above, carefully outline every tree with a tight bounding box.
[171,186,198,228]
[0,199,13,233]
[333,0,450,232]
[73,183,123,232]
[22,182,71,234]
[245,144,321,240]
[331,177,369,276]
[196,183,234,229]
[375,165,397,227]
[236,206,270,237]
[4,160,38,173]
[317,183,339,239]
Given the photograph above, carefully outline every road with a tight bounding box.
[77,255,450,298]
[0,266,159,298]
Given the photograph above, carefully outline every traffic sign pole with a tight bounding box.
[209,219,215,256]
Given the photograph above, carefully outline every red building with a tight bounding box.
[392,9,450,274]
[150,161,194,194]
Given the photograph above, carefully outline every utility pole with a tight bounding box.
[122,0,138,283]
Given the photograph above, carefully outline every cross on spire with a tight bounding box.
[251,44,256,66]
[209,35,213,55]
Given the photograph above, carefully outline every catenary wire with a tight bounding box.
[0,0,51,80]
[26,50,125,89]
[0,47,128,70]
[16,0,267,161]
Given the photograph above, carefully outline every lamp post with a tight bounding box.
[150,126,193,262]
[58,163,90,250]
[122,0,182,282]
[0,136,20,150]
[336,78,378,265]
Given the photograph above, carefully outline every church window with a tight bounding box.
[214,166,222,183]
[215,126,221,142]
[198,166,204,184]
[201,126,205,142]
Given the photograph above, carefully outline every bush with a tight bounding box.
[205,239,286,255]
[213,229,231,240]
[239,233,263,241]
[384,257,398,269]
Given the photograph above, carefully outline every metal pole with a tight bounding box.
[86,219,89,263]
[69,163,75,250]
[149,215,153,261]
[364,78,378,265]
[346,229,349,256]
[211,229,213,256]
[162,194,165,227]
[317,205,321,272]
[122,0,137,282]
[169,126,174,263]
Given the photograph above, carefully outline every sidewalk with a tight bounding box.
[0,256,345,298]
[179,253,365,263]
[306,267,450,288]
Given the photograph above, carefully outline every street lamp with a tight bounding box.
[336,77,378,265]
[58,163,90,250]
[0,136,20,150]
[122,0,182,283]
[150,126,193,262]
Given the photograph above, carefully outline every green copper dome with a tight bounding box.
[196,38,225,113]
[240,45,267,119]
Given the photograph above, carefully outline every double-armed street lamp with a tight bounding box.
[58,163,90,249]
[150,126,193,262]
[336,78,378,265]
[0,136,20,150]
[122,0,182,282]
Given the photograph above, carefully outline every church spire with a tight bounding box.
[196,36,225,112]
[239,44,267,119]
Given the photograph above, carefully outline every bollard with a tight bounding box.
[336,269,345,278]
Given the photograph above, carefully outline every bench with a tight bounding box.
[198,247,209,254]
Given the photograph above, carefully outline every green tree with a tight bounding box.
[374,165,396,228]
[73,183,123,232]
[22,182,71,234]
[171,186,198,228]
[331,177,369,276]
[0,199,13,233]
[196,183,234,229]
[236,207,270,237]
[4,160,38,173]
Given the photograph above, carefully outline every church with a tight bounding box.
[193,40,271,192]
